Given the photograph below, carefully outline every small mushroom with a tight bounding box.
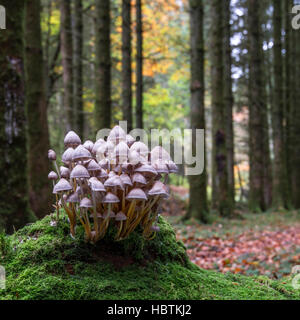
[107,125,126,145]
[132,172,147,186]
[70,164,90,179]
[48,171,58,180]
[64,131,81,148]
[62,147,74,165]
[72,145,92,162]
[53,178,73,194]
[83,140,94,152]
[60,166,70,179]
[126,134,135,147]
[48,149,56,161]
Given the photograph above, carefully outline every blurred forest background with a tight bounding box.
[1,0,300,277]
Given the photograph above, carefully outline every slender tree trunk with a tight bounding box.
[247,0,271,212]
[0,0,32,232]
[60,0,73,130]
[223,0,235,204]
[211,0,232,217]
[136,0,143,129]
[272,0,287,209]
[285,0,294,208]
[290,6,300,208]
[94,0,111,130]
[73,0,84,138]
[185,0,208,222]
[122,0,132,130]
[24,0,52,219]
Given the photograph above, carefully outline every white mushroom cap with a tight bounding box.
[115,211,127,221]
[102,192,120,203]
[126,134,135,147]
[60,166,70,178]
[120,173,133,187]
[107,125,126,145]
[70,164,90,179]
[126,188,147,201]
[83,140,94,152]
[66,192,80,203]
[88,177,105,192]
[132,173,147,186]
[148,181,169,198]
[62,147,74,164]
[48,171,58,180]
[86,159,101,172]
[64,131,81,148]
[72,145,92,161]
[53,178,73,194]
[80,197,93,208]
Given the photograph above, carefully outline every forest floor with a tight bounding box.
[164,186,300,279]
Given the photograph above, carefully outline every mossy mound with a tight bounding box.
[0,214,299,300]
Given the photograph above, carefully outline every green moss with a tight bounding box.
[0,214,299,300]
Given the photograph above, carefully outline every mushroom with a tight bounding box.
[48,171,59,219]
[86,159,101,176]
[72,145,92,162]
[64,131,81,148]
[132,172,147,187]
[60,166,70,179]
[62,147,75,167]
[107,125,126,145]
[48,149,61,178]
[126,134,135,147]
[83,140,94,152]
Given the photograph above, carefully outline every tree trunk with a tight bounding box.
[122,0,132,131]
[73,0,84,138]
[94,0,111,130]
[272,0,287,209]
[60,0,73,130]
[290,6,300,208]
[223,0,235,204]
[284,0,293,208]
[247,0,271,212]
[136,0,143,129]
[185,0,208,222]
[211,0,232,217]
[0,0,32,232]
[24,0,52,219]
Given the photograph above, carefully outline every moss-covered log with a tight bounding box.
[0,215,299,300]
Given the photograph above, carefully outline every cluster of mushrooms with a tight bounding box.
[48,125,178,243]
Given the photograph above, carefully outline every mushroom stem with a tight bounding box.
[52,181,59,220]
[54,160,61,179]
[91,191,99,236]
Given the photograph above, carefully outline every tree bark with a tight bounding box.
[284,0,293,208]
[247,0,272,211]
[223,0,235,204]
[60,0,73,130]
[136,0,143,129]
[0,0,32,232]
[290,4,300,208]
[272,0,287,209]
[24,0,52,219]
[122,0,132,131]
[94,0,111,130]
[73,0,84,138]
[185,0,208,222]
[211,0,232,216]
